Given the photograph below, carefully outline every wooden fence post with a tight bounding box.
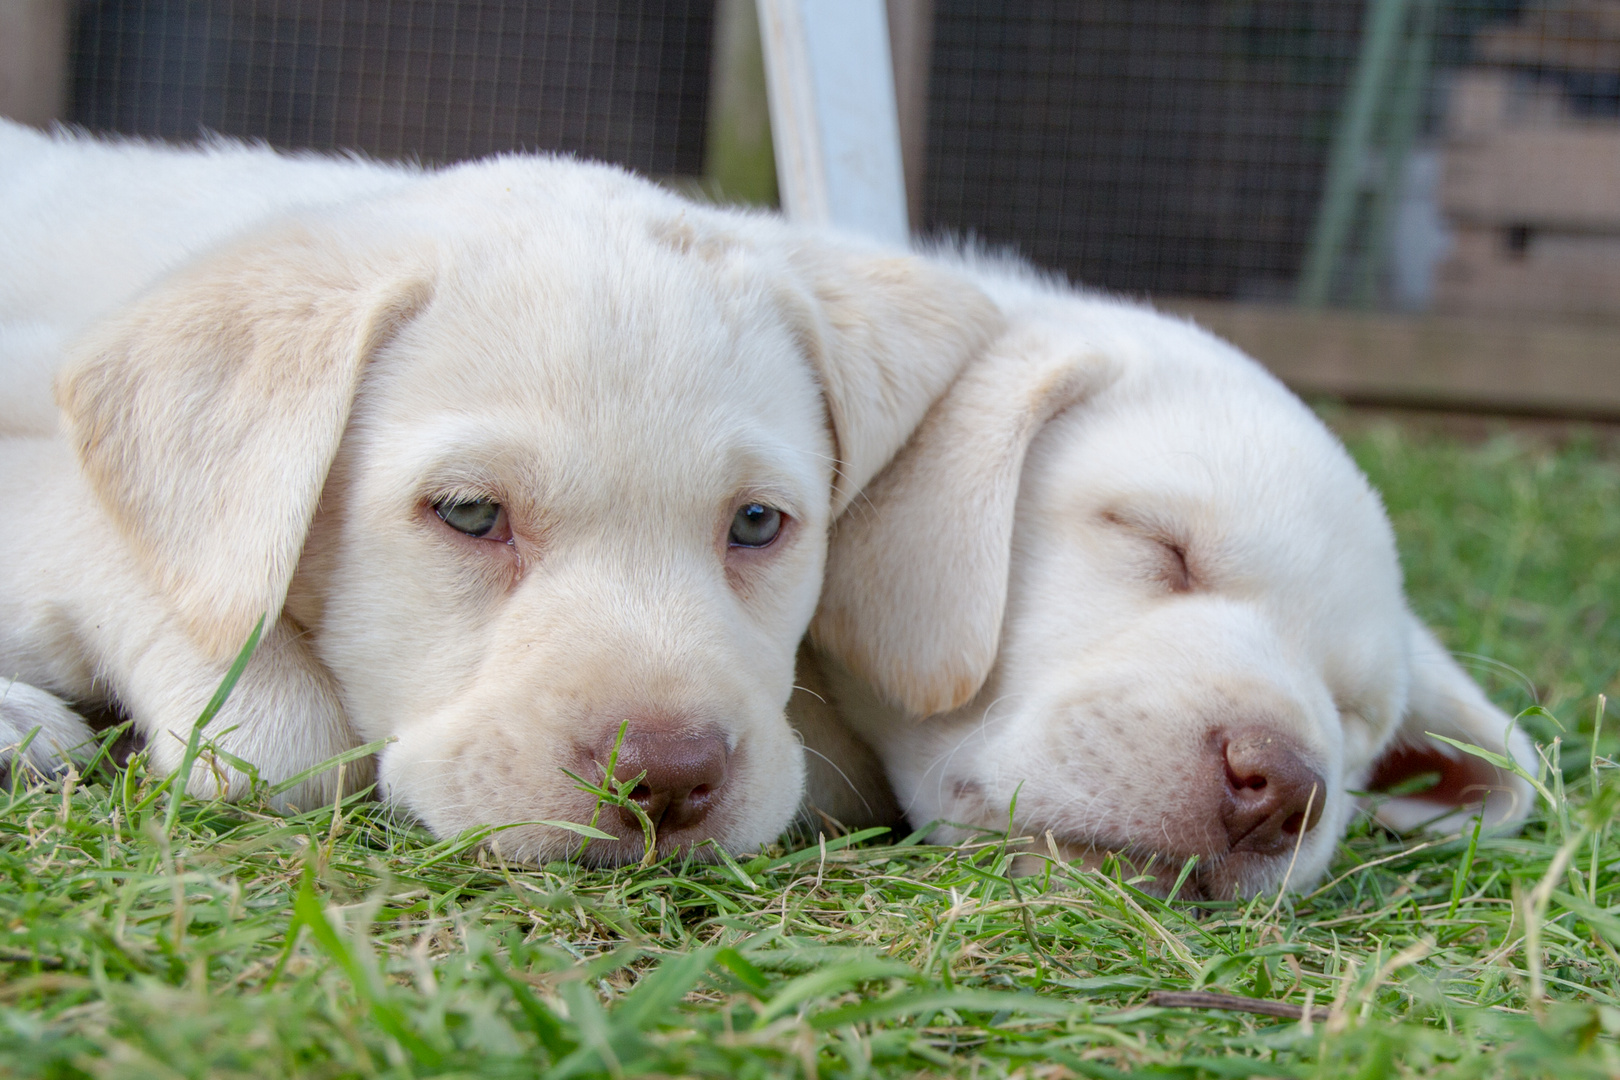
[0,0,73,128]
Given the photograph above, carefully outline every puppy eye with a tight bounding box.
[1099,510,1195,592]
[729,503,783,548]
[434,498,509,541]
[1158,539,1193,592]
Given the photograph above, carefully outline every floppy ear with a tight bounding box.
[811,320,1119,717]
[1367,613,1539,832]
[57,221,433,661]
[781,243,1002,516]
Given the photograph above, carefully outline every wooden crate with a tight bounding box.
[1436,68,1620,317]
[1441,125,1620,232]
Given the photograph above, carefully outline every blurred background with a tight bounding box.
[2,0,1617,417]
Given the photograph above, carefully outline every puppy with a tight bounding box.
[795,253,1537,897]
[0,130,999,865]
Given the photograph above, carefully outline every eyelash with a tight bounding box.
[1101,511,1194,592]
[1156,538,1193,593]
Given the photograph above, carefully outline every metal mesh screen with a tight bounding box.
[927,2,1367,301]
[925,1,1620,314]
[60,1,1620,315]
[69,0,715,174]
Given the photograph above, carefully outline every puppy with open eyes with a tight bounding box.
[794,250,1537,898]
[0,122,1000,864]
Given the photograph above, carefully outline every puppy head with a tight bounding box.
[58,157,996,864]
[814,284,1535,897]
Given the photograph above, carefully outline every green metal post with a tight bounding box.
[704,0,780,207]
[1353,0,1439,307]
[1297,0,1413,306]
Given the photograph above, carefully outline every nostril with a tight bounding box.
[1224,760,1269,794]
[1218,727,1328,855]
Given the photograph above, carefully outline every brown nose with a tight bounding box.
[1219,729,1327,855]
[597,728,730,835]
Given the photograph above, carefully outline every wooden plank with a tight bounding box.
[1162,300,1620,421]
[0,0,72,127]
[886,0,933,231]
[1475,10,1620,73]
[706,0,929,226]
[1436,225,1620,319]
[1442,125,1620,232]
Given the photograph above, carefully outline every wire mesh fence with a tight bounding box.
[70,0,714,175]
[927,1,1369,303]
[925,0,1620,317]
[58,0,1620,317]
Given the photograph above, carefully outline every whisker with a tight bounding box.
[799,744,874,815]
[791,683,827,705]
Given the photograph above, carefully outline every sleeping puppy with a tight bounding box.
[0,135,999,865]
[795,252,1537,897]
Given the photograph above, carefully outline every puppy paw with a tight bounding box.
[0,678,97,776]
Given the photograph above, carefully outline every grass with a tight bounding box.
[3,413,1617,1078]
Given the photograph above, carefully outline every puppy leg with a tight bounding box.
[0,678,97,776]
[2,438,363,811]
[110,615,365,812]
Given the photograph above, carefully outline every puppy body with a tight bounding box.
[0,130,999,863]
[802,254,1537,896]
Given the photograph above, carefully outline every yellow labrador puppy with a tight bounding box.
[0,131,998,865]
[796,252,1536,897]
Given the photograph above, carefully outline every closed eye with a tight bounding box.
[1100,509,1197,593]
[1156,538,1193,593]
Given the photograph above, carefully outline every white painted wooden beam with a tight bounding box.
[756,0,910,245]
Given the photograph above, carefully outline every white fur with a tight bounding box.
[800,253,1538,897]
[0,122,998,863]
[0,122,417,359]
[0,676,95,776]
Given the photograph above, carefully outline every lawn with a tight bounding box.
[2,413,1617,1079]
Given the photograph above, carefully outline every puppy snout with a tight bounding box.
[1218,729,1326,855]
[599,727,730,834]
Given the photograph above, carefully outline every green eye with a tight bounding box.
[729,503,783,548]
[434,498,503,538]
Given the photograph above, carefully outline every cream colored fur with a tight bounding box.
[0,120,416,396]
[799,253,1537,896]
[0,126,998,864]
